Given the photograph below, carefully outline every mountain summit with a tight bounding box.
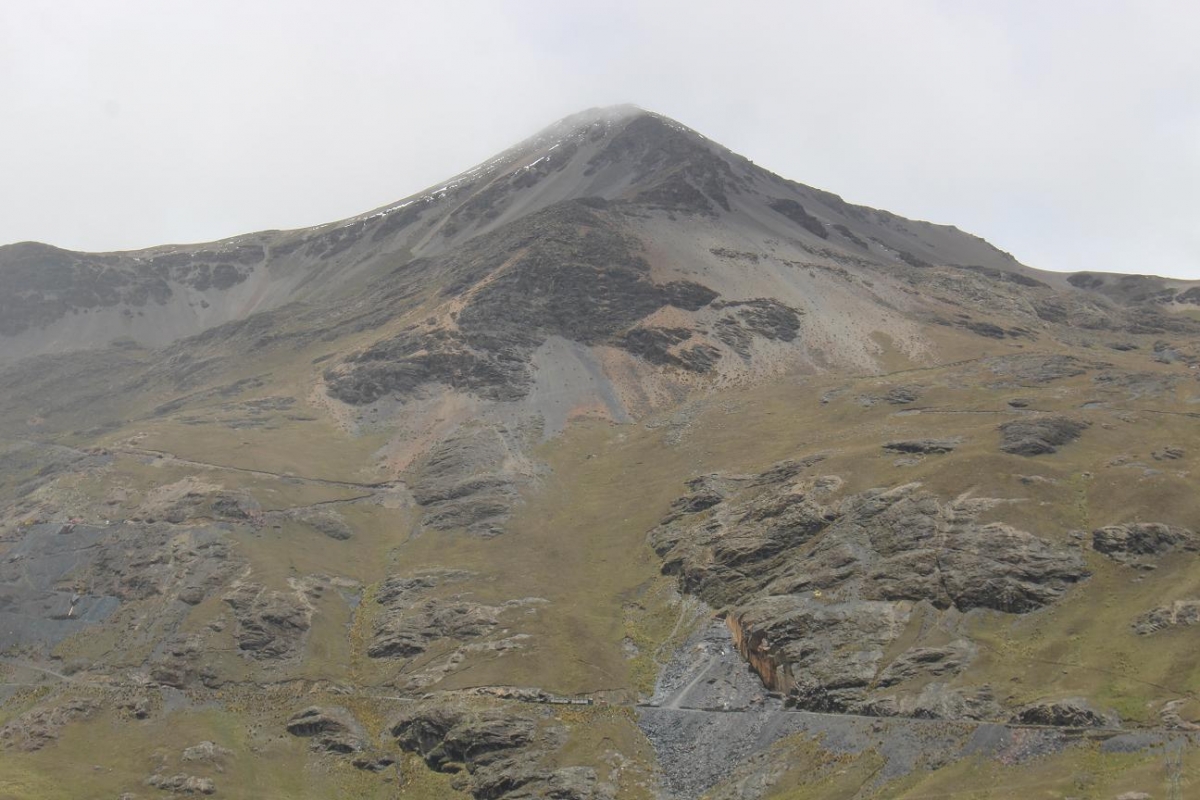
[10,105,1193,364]
[2,108,1200,799]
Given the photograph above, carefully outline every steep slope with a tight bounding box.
[1,107,1199,800]
[9,104,1194,364]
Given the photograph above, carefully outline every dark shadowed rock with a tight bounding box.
[1132,600,1200,635]
[999,416,1089,456]
[145,773,216,794]
[369,598,501,658]
[768,198,828,239]
[0,698,99,752]
[1092,523,1198,561]
[388,704,611,800]
[1010,698,1115,728]
[883,439,961,455]
[409,425,525,536]
[650,465,1088,714]
[222,582,312,659]
[287,706,367,753]
[985,355,1090,386]
[885,386,921,404]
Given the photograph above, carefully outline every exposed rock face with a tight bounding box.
[389,705,610,800]
[1010,698,1115,728]
[713,298,804,357]
[0,698,99,752]
[875,642,976,687]
[0,520,235,654]
[620,326,721,372]
[985,355,1090,386]
[885,385,921,404]
[370,598,502,658]
[1152,445,1186,461]
[0,241,261,337]
[284,507,353,541]
[181,741,233,763]
[150,634,219,689]
[767,198,828,239]
[1092,523,1198,561]
[409,425,527,536]
[883,439,961,455]
[367,569,539,660]
[145,773,216,794]
[286,707,367,753]
[1132,600,1200,635]
[999,416,1089,455]
[222,581,313,659]
[324,202,719,406]
[649,462,1088,714]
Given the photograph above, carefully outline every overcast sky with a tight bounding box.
[1,1,1197,278]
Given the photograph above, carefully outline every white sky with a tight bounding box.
[1,0,1197,278]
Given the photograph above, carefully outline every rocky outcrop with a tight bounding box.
[999,416,1089,456]
[222,581,313,659]
[367,569,539,660]
[767,198,828,239]
[0,697,99,752]
[1152,445,1186,461]
[324,202,719,406]
[712,298,804,358]
[1132,600,1200,635]
[286,706,367,754]
[1092,523,1198,561]
[408,426,527,536]
[650,462,1088,714]
[619,326,721,372]
[875,642,976,687]
[883,439,961,455]
[1010,698,1115,728]
[389,704,611,800]
[0,241,261,338]
[984,355,1091,386]
[369,598,502,658]
[181,741,233,763]
[145,773,216,794]
[149,634,219,689]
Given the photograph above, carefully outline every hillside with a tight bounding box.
[2,106,1199,800]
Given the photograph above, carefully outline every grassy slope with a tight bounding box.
[4,315,1200,796]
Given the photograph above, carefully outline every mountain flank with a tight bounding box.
[1,106,1199,799]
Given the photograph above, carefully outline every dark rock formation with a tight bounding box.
[1092,523,1198,561]
[713,298,803,357]
[0,241,261,337]
[1132,600,1200,635]
[885,386,921,404]
[325,202,719,406]
[369,598,501,658]
[985,355,1090,386]
[649,463,1088,713]
[409,425,524,536]
[1010,699,1115,728]
[180,741,233,763]
[0,698,99,752]
[389,704,608,800]
[222,582,312,659]
[883,439,961,455]
[999,416,1089,456]
[286,706,367,753]
[1152,446,1186,461]
[145,773,216,794]
[620,327,720,372]
[768,199,828,239]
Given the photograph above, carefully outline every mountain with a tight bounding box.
[2,105,1199,800]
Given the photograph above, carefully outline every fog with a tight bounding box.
[1,0,1197,278]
